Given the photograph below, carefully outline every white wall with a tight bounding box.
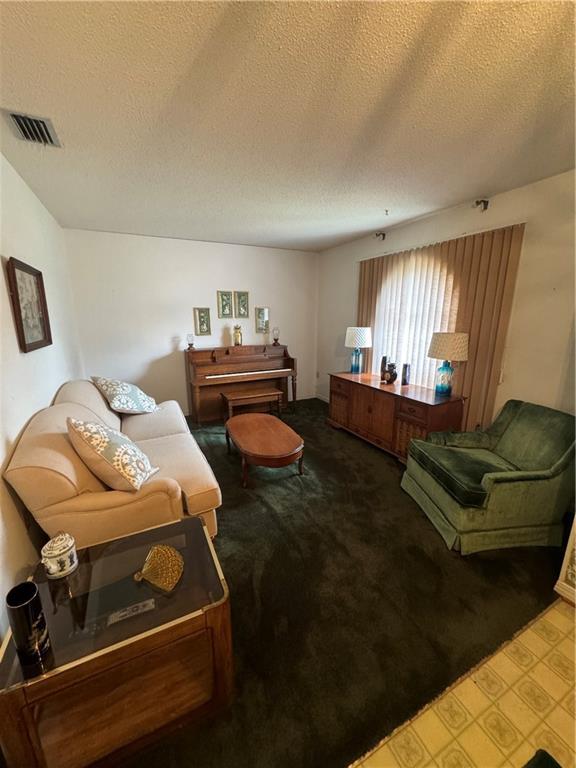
[0,155,83,635]
[316,170,575,416]
[65,230,318,412]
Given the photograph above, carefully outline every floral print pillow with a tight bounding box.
[67,418,159,491]
[91,377,158,414]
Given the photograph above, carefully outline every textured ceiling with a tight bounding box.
[0,1,573,251]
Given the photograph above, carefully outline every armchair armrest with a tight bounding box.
[482,448,573,492]
[482,467,554,492]
[428,430,495,450]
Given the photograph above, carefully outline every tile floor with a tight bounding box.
[351,599,575,768]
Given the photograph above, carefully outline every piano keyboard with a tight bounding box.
[205,368,292,379]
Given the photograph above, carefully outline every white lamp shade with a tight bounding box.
[345,327,372,349]
[428,332,468,361]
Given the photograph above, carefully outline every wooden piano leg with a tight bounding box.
[292,376,297,411]
[226,429,231,454]
[192,386,202,426]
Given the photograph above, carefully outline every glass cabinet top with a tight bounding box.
[0,518,225,692]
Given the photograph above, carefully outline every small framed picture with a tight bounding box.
[255,307,270,333]
[6,257,53,353]
[217,290,233,318]
[234,291,249,318]
[194,307,211,336]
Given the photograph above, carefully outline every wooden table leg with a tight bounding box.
[241,456,249,488]
[298,454,304,475]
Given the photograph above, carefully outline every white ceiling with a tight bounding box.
[0,2,573,252]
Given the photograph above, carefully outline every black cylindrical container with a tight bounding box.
[6,582,51,661]
[380,355,388,380]
[402,363,411,385]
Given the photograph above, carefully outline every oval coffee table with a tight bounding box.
[225,413,304,488]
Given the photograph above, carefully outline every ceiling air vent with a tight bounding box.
[5,111,60,147]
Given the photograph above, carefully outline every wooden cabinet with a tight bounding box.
[328,373,464,461]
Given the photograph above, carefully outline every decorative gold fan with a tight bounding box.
[134,545,184,593]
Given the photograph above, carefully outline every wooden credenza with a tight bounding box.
[327,373,464,461]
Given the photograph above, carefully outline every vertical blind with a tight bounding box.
[357,224,525,430]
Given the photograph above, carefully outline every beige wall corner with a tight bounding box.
[0,154,84,636]
[316,170,575,417]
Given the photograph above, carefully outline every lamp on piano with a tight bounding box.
[272,327,280,346]
[345,327,372,374]
[186,333,195,350]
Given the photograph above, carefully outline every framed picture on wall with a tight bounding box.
[234,291,249,318]
[6,257,53,353]
[217,291,233,318]
[255,307,269,333]
[194,307,211,336]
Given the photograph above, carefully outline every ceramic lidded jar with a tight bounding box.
[41,532,78,580]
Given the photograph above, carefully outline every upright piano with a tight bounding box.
[185,344,297,423]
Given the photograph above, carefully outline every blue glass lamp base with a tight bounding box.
[435,360,454,397]
[350,348,363,374]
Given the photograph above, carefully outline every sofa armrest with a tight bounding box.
[428,430,495,449]
[34,478,184,548]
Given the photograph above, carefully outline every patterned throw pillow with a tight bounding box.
[67,418,159,491]
[91,377,158,414]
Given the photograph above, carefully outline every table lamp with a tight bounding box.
[427,332,468,396]
[345,327,372,374]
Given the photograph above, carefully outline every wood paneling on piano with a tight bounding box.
[186,345,297,423]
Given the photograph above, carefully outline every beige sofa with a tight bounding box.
[4,380,221,548]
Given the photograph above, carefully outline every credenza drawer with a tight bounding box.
[398,399,427,423]
[330,377,350,396]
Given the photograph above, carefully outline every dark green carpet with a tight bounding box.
[128,399,563,768]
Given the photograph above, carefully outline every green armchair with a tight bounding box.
[401,400,575,554]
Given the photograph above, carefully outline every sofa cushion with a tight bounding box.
[54,380,121,430]
[68,419,159,491]
[409,440,517,507]
[494,401,575,471]
[4,404,107,512]
[91,377,158,414]
[136,434,221,515]
[121,400,190,441]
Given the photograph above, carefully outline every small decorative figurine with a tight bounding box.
[381,363,398,385]
[233,325,243,346]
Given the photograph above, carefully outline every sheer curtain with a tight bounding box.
[357,224,525,429]
[371,243,459,388]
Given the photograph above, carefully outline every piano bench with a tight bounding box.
[221,389,283,420]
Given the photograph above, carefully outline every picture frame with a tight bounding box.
[193,307,211,336]
[555,520,575,604]
[255,307,270,333]
[6,257,53,353]
[217,290,233,319]
[234,291,249,319]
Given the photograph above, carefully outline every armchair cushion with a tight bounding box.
[409,441,517,507]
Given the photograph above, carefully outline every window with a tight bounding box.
[371,245,459,387]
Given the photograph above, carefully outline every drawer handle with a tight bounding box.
[407,406,416,414]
